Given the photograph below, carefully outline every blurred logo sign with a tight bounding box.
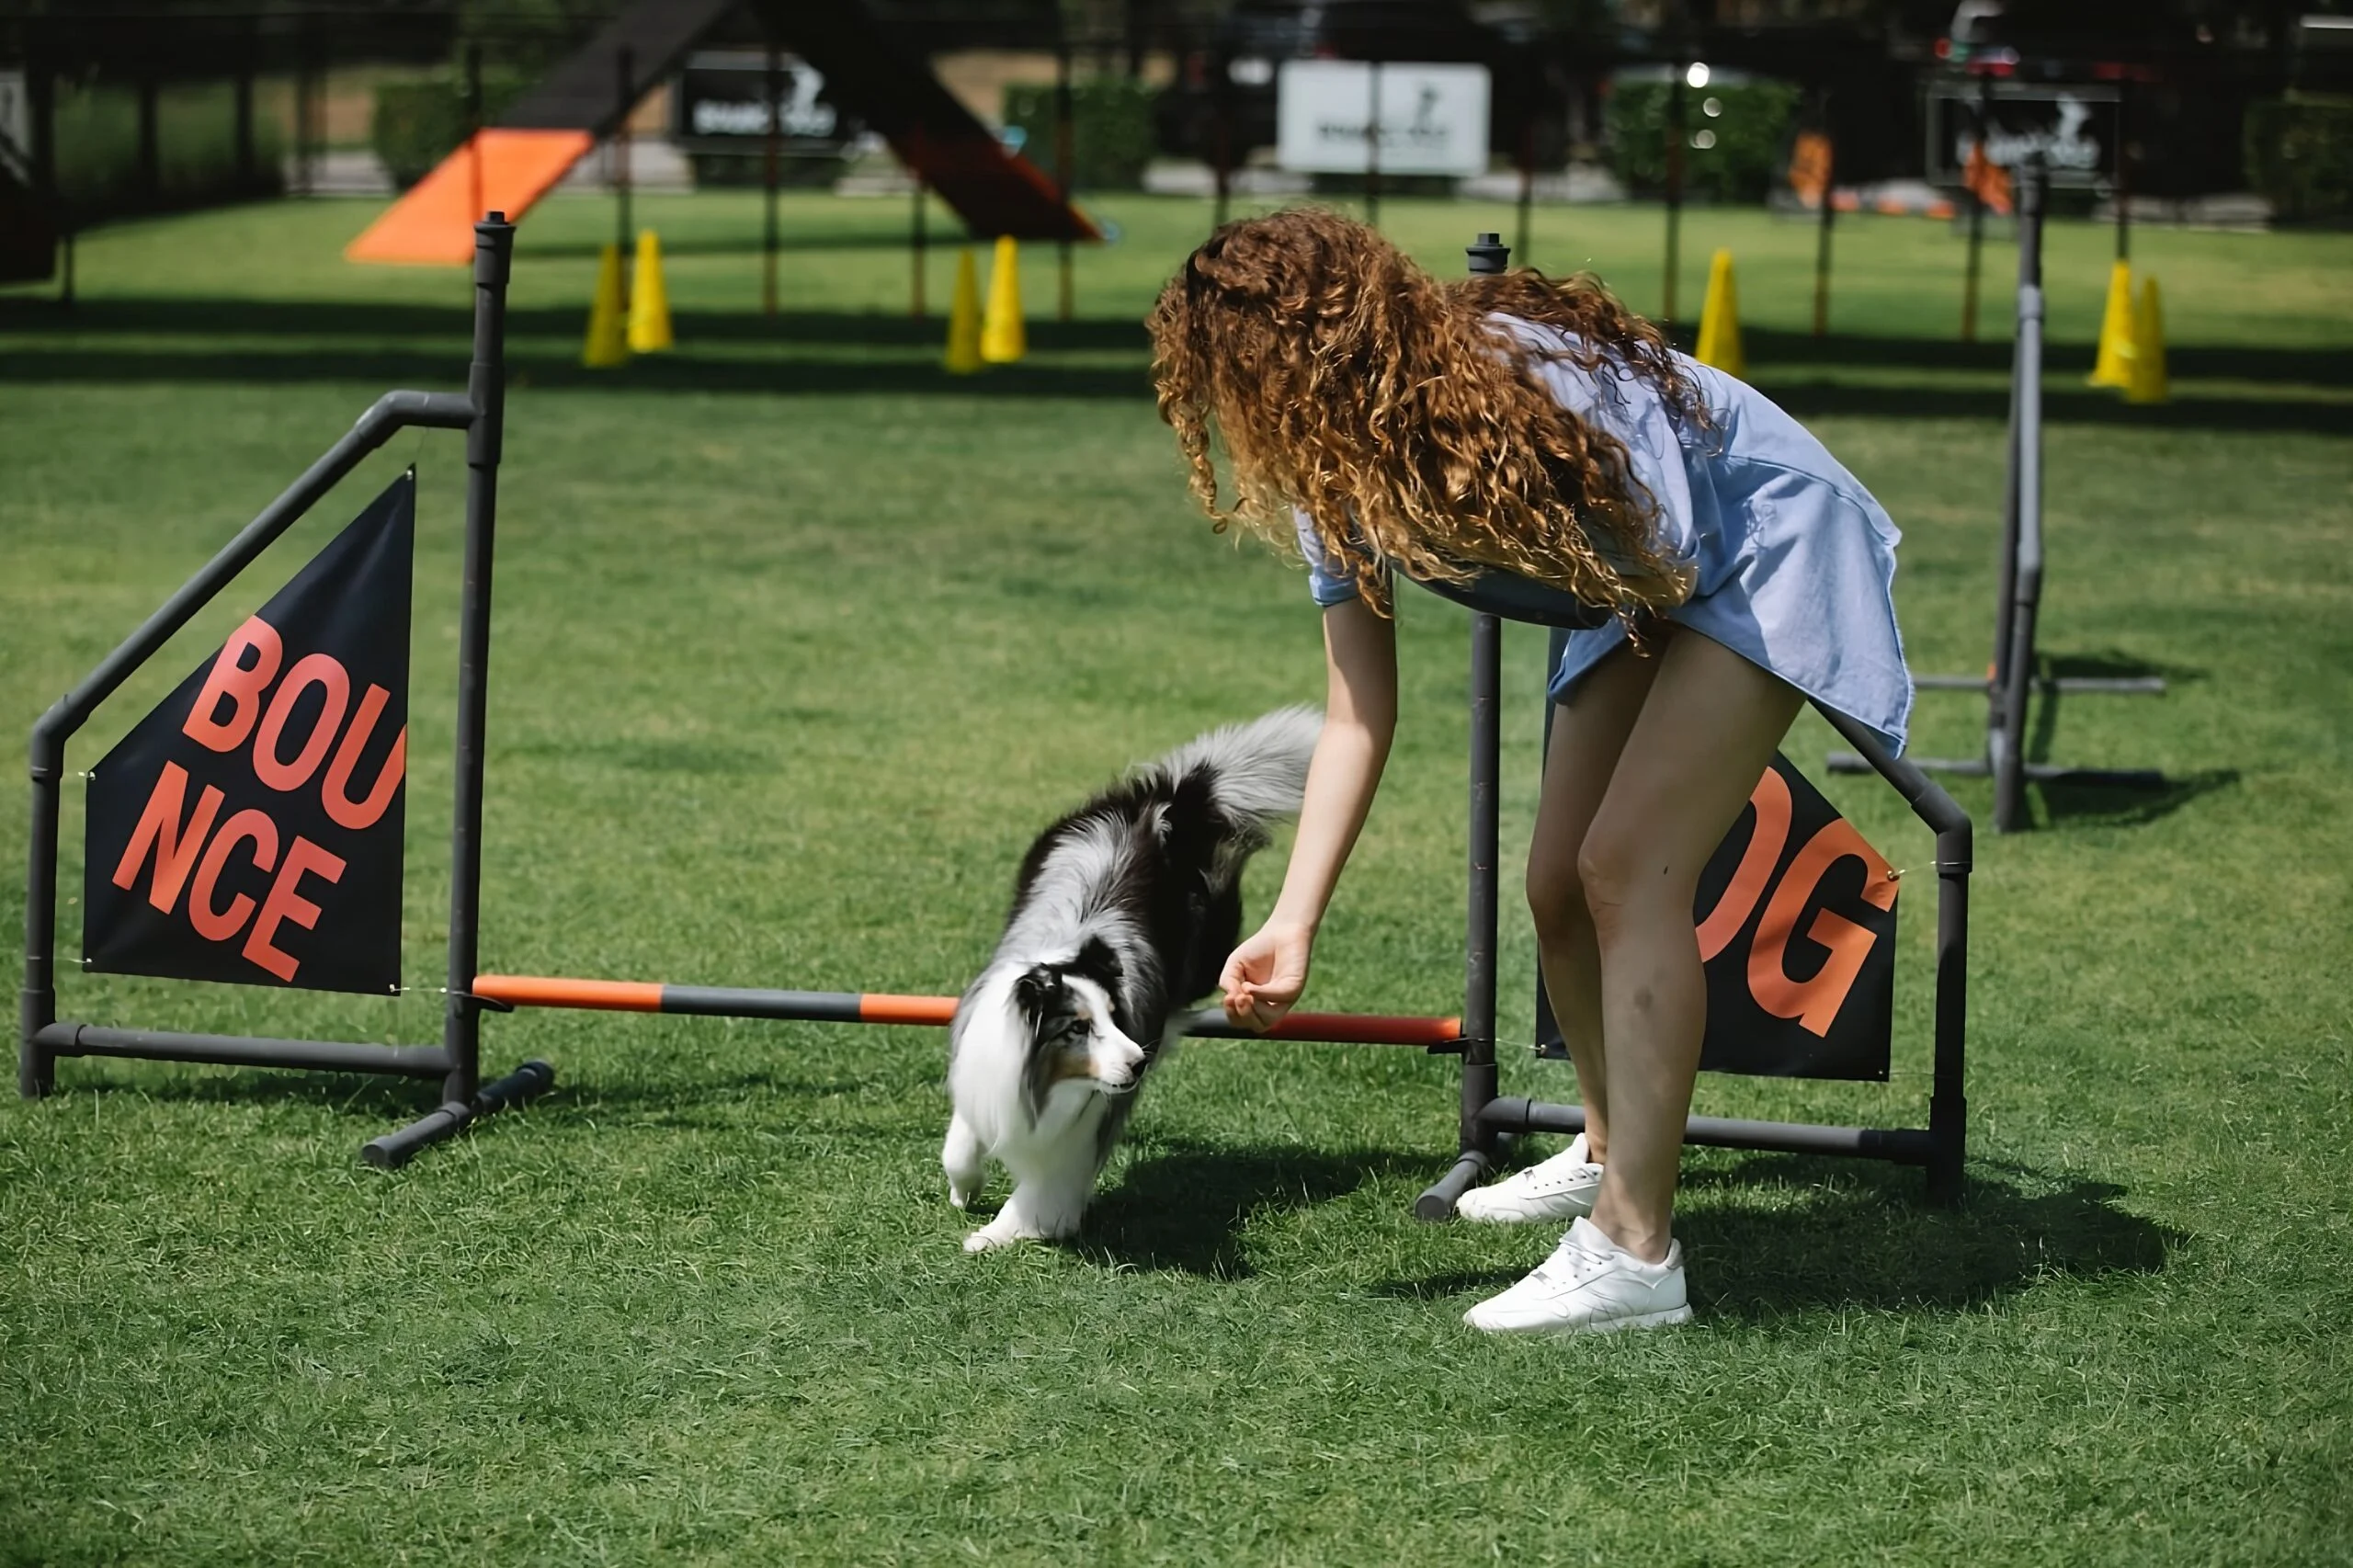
[1927,82,2119,187]
[1277,61,1491,177]
[671,51,860,154]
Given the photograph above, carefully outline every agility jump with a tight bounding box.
[1831,157,2166,830]
[20,222,1971,1209]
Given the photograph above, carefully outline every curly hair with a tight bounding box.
[1146,207,1707,619]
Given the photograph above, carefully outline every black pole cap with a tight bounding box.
[1466,232,1510,275]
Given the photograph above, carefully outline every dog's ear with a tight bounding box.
[1070,937,1123,993]
[1014,965,1065,1019]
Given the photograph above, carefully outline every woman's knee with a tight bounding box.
[1525,853,1592,947]
[1574,828,1687,941]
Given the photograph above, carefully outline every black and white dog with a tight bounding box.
[943,708,1320,1251]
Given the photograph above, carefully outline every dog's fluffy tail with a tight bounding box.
[1142,705,1322,833]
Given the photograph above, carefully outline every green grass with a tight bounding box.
[2,191,2350,1565]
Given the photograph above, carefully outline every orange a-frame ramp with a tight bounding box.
[347,0,1096,267]
[346,130,596,265]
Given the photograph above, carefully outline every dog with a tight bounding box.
[942,707,1321,1252]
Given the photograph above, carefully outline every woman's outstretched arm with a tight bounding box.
[1220,596,1398,1028]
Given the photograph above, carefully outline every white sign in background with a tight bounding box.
[1277,61,1491,178]
[0,71,28,159]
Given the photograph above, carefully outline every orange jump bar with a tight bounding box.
[472,975,1462,1049]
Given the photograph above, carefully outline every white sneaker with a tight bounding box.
[1461,1217,1693,1336]
[1453,1133,1603,1223]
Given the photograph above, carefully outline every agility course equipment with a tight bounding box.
[20,226,1970,1216]
[348,0,1097,267]
[1693,248,1745,377]
[1832,160,2166,833]
[19,216,550,1165]
[470,977,1461,1049]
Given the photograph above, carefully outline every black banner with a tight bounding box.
[1691,754,1898,1081]
[1538,752,1898,1080]
[84,473,413,994]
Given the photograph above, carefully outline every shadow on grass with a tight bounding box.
[1370,1155,2183,1320]
[5,299,2349,429]
[47,1063,440,1120]
[2038,768,2241,828]
[2007,651,2242,828]
[1074,1139,1433,1279]
[2042,651,2208,687]
[1762,380,2353,437]
[1739,326,2353,389]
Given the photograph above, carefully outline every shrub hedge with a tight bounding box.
[1000,77,1157,191]
[371,70,531,190]
[1607,76,1800,203]
[2244,95,2353,222]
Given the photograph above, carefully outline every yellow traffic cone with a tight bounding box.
[2124,276,2168,405]
[2088,259,2135,388]
[979,234,1026,365]
[943,247,983,374]
[582,242,631,369]
[627,229,673,353]
[1694,248,1745,378]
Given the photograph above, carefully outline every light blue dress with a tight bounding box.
[1294,317,1915,756]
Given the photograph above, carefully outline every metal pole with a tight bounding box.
[1463,610,1502,1124]
[2114,79,2131,262]
[1664,62,1685,324]
[1516,116,1536,267]
[466,44,483,224]
[27,51,66,308]
[1054,27,1074,323]
[1994,160,2045,835]
[1961,76,1989,343]
[20,754,59,1100]
[1211,44,1231,230]
[614,46,633,263]
[1414,232,1514,1221]
[909,152,926,318]
[764,44,781,318]
[1532,625,1569,1057]
[442,213,514,1106]
[1928,815,1972,1202]
[1813,93,1836,337]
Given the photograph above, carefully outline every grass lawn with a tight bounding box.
[2,190,2349,1565]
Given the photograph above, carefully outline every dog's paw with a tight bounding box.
[948,1180,980,1210]
[962,1221,1026,1253]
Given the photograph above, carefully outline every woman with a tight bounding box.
[1146,210,1911,1335]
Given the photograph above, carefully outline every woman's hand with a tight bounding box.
[1220,921,1314,1032]
[1219,597,1395,1035]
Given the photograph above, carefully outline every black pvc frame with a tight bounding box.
[17,216,551,1168]
[1830,159,2165,833]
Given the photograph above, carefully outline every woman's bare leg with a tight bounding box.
[1524,641,1659,1161]
[1577,631,1802,1263]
